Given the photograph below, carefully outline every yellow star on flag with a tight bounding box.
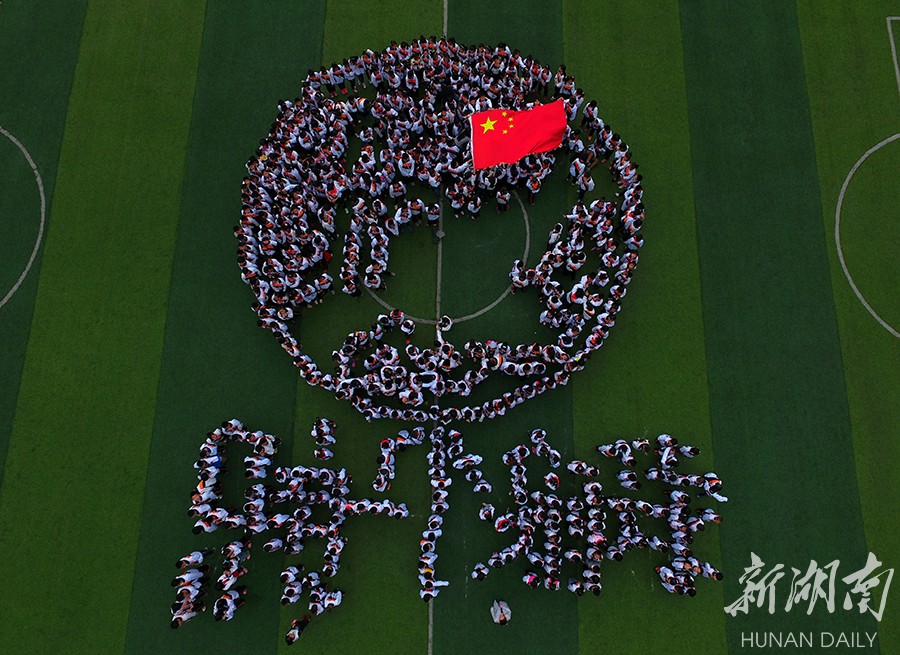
[470,98,567,169]
[480,116,497,134]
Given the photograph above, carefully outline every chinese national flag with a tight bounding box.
[469,99,567,169]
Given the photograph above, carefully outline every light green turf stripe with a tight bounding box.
[322,0,443,64]
[0,3,206,653]
[281,4,441,654]
[120,3,327,654]
[563,3,727,654]
[285,386,433,655]
[680,1,877,651]
[438,4,578,654]
[797,4,900,652]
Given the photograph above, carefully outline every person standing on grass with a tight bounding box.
[490,599,512,625]
[496,186,510,212]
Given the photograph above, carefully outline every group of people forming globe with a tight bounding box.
[197,30,717,644]
[235,35,645,425]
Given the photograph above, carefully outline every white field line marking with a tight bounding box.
[887,17,900,100]
[0,126,46,310]
[366,192,531,324]
[427,595,434,655]
[436,0,448,327]
[436,192,443,320]
[463,530,469,599]
[452,192,531,322]
[834,132,900,338]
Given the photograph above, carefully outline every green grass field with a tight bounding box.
[0,1,897,654]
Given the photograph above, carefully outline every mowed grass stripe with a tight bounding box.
[323,0,443,65]
[439,3,578,654]
[679,2,878,650]
[120,4,328,654]
[433,187,577,649]
[0,3,206,653]
[449,0,565,66]
[0,138,41,302]
[797,4,900,652]
[0,0,87,491]
[564,3,728,654]
[280,3,441,653]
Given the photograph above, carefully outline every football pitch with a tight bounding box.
[0,2,898,654]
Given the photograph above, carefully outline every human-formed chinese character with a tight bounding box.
[473,431,726,598]
[170,418,410,644]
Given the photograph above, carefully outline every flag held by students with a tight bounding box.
[469,99,567,169]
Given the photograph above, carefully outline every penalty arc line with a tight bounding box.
[830,20,900,339]
[834,132,900,339]
[0,126,47,310]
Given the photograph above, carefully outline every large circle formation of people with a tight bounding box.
[236,37,645,424]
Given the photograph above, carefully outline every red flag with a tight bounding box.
[469,99,567,169]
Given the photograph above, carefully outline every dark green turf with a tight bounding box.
[279,4,441,653]
[679,2,879,651]
[434,3,578,654]
[428,178,578,655]
[0,3,206,653]
[448,0,565,69]
[322,0,442,63]
[0,0,87,496]
[563,2,728,653]
[120,3,329,654]
[797,4,900,652]
[0,138,41,301]
[438,200,529,318]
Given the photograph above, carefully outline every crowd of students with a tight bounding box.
[171,418,408,642]
[181,34,676,639]
[172,417,507,635]
[236,37,644,425]
[171,416,727,637]
[473,432,726,598]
